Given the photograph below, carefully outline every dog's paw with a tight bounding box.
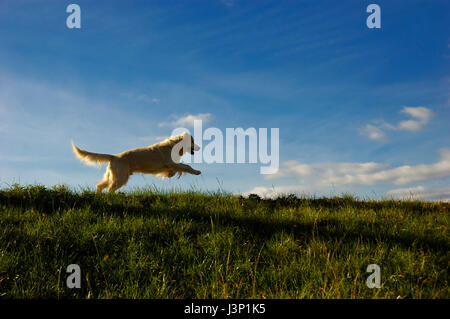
[194,170,201,175]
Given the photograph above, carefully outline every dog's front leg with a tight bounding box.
[171,163,201,175]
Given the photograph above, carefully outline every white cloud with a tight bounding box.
[245,149,450,198]
[360,124,387,141]
[361,106,434,140]
[158,113,212,128]
[386,186,450,202]
[397,106,434,131]
[269,148,450,186]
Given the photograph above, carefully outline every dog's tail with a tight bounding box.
[72,142,116,166]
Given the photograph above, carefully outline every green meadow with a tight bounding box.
[0,184,448,298]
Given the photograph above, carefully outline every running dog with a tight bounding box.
[72,132,201,193]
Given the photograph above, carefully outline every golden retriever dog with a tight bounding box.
[72,132,201,193]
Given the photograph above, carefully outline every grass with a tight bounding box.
[0,184,448,299]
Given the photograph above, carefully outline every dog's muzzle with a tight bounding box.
[191,144,200,154]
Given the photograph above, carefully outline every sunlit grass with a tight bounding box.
[0,184,448,298]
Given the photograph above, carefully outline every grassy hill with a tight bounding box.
[0,184,448,298]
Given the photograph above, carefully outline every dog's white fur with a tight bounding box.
[72,132,201,193]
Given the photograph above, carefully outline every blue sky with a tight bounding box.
[0,0,449,200]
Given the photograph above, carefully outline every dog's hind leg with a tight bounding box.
[106,176,129,193]
[106,162,130,193]
[96,169,110,193]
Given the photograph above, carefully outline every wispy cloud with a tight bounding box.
[361,106,434,140]
[245,149,450,198]
[220,0,235,7]
[397,106,434,131]
[120,92,160,104]
[386,186,450,202]
[0,155,51,162]
[268,148,450,186]
[359,124,387,141]
[137,135,169,144]
[158,113,213,128]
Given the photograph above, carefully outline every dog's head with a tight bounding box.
[177,132,200,156]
